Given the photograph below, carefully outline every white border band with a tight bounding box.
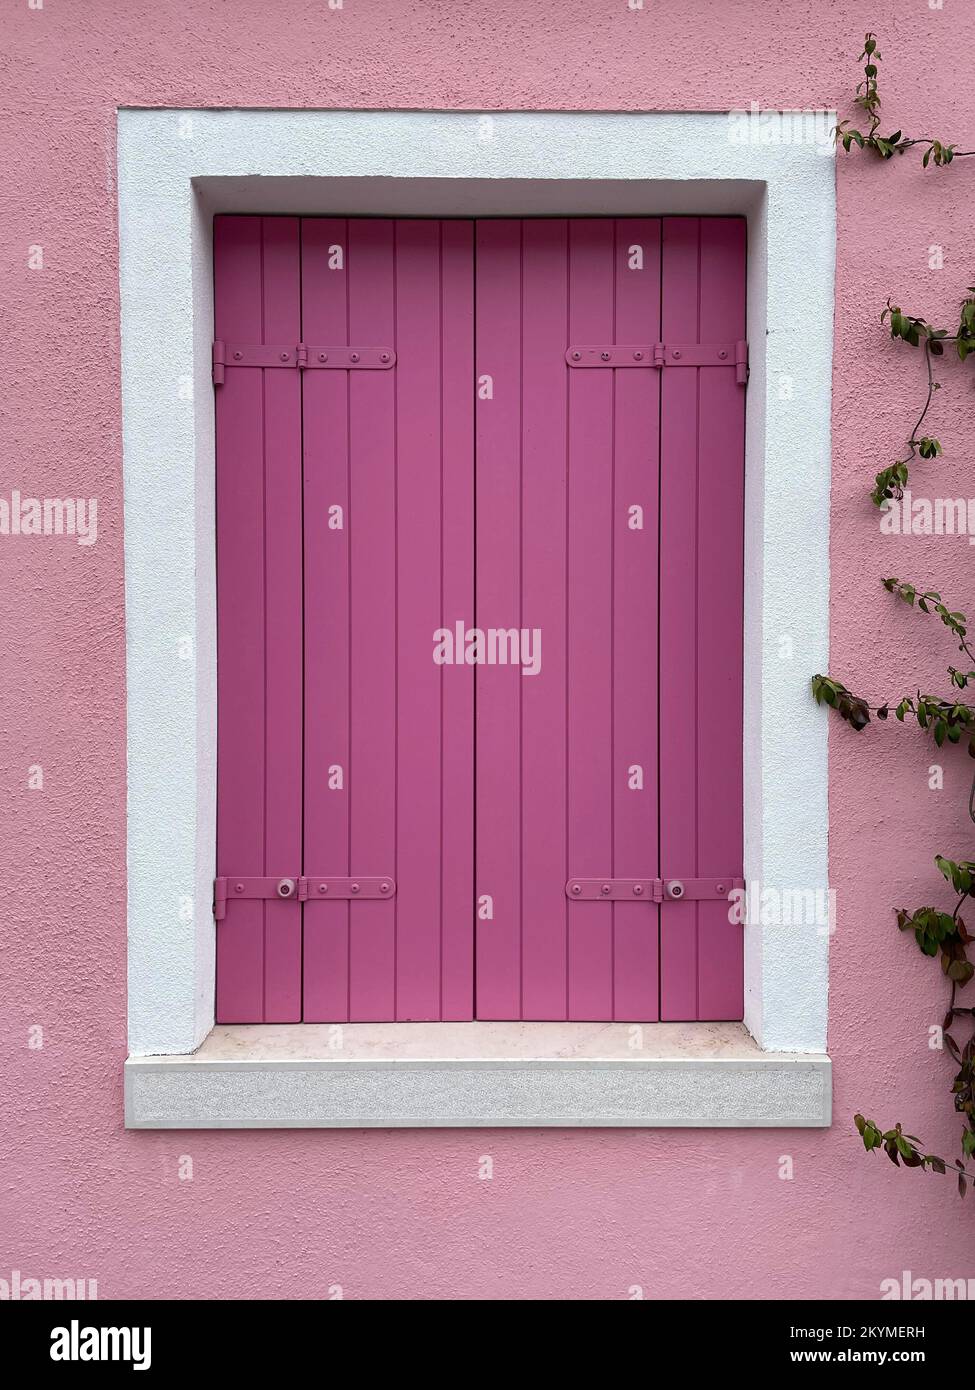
[119,110,834,1119]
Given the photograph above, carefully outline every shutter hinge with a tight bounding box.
[566,341,748,385]
[212,342,395,383]
[735,338,749,385]
[565,877,743,904]
[213,876,396,919]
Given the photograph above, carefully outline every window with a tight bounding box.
[213,214,746,1025]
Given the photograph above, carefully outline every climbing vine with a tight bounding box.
[813,35,975,1194]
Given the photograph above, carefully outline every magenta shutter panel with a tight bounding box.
[300,219,475,1022]
[659,217,746,1020]
[475,219,664,1020]
[214,216,303,1022]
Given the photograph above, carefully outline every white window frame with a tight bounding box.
[120,109,834,1128]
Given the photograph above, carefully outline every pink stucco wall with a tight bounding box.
[2,0,973,1299]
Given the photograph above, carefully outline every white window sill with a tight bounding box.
[124,1022,831,1128]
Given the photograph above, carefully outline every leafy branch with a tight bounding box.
[854,1117,974,1196]
[835,33,975,166]
[814,574,975,1190]
[869,291,975,507]
[832,35,975,510]
[812,579,975,751]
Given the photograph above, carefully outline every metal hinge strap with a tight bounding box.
[565,877,744,904]
[212,342,396,383]
[213,875,396,919]
[566,342,748,383]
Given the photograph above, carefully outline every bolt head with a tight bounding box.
[232,351,242,361]
[600,883,611,895]
[319,353,328,362]
[280,352,289,361]
[571,351,581,361]
[350,353,360,363]
[672,350,682,360]
[318,883,328,894]
[718,350,728,360]
[234,882,244,893]
[351,883,360,893]
[633,883,643,895]
[570,883,582,895]
[633,351,643,361]
[600,352,611,361]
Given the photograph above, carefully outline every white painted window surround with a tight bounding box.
[119,109,834,1129]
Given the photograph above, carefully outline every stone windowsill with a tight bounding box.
[124,1021,831,1129]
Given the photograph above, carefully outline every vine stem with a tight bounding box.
[898,337,936,466]
[898,139,975,158]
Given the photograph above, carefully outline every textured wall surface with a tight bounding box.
[1,0,973,1300]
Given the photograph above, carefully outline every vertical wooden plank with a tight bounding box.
[395,220,446,1019]
[520,219,569,1018]
[566,219,615,1019]
[440,221,476,1021]
[260,217,303,1021]
[214,215,266,1022]
[347,219,398,1020]
[475,220,523,1019]
[660,217,746,1020]
[659,217,703,1019]
[612,219,661,1020]
[695,218,746,1019]
[214,216,301,1022]
[302,217,351,1021]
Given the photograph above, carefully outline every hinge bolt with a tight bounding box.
[600,883,611,895]
[318,883,328,893]
[380,353,390,363]
[319,353,328,363]
[234,882,244,893]
[633,883,643,895]
[570,883,582,895]
[350,352,360,364]
[380,882,390,892]
[672,350,682,360]
[718,350,728,360]
[280,352,290,362]
[571,351,581,362]
[600,352,611,361]
[351,882,360,893]
[233,351,242,361]
[633,351,643,361]
[716,883,725,894]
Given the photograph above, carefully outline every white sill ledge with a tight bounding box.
[124,1022,831,1129]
